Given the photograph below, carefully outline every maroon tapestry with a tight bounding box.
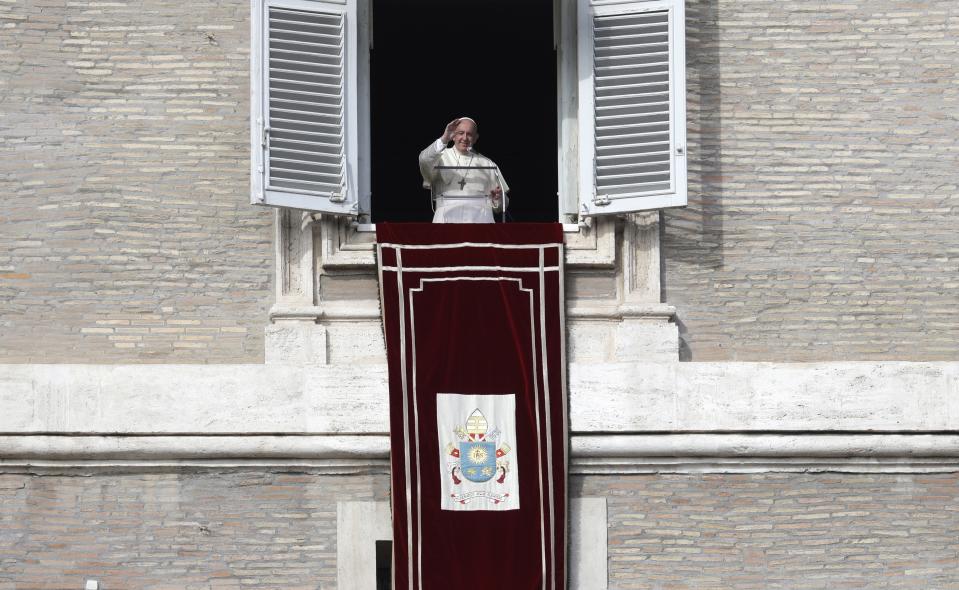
[377,223,568,590]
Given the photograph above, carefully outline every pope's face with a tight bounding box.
[452,120,478,154]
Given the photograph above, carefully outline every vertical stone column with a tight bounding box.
[265,209,328,364]
[614,212,678,361]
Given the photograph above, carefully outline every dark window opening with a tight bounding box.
[370,0,558,222]
[376,540,392,589]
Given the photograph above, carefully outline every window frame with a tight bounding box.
[251,0,686,222]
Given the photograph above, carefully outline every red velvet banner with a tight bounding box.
[377,223,568,590]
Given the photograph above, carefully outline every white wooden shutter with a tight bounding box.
[578,0,686,216]
[251,0,359,215]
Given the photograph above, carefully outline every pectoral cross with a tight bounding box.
[458,177,467,190]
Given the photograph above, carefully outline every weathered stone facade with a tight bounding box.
[2,472,957,589]
[2,0,957,362]
[0,471,387,589]
[672,0,959,360]
[2,0,959,588]
[0,0,273,363]
[584,473,959,589]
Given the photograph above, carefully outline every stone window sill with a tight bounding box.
[317,215,617,269]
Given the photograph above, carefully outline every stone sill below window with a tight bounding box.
[317,215,619,269]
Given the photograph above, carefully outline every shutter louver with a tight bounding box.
[579,0,686,216]
[267,7,345,199]
[252,0,359,215]
[593,10,671,199]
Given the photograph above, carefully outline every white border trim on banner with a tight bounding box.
[410,276,544,588]
[383,241,566,590]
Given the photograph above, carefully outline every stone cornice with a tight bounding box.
[3,433,959,474]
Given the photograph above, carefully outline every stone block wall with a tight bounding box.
[671,0,959,360]
[0,0,273,363]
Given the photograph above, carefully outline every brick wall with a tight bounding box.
[0,0,273,363]
[579,473,959,589]
[2,471,956,588]
[0,471,388,589]
[670,0,959,360]
[3,0,958,363]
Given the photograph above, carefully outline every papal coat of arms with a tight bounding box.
[436,394,519,511]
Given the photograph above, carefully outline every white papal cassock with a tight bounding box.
[419,138,510,223]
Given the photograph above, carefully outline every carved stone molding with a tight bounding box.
[5,434,958,475]
[316,216,617,269]
[273,209,316,305]
[318,216,378,268]
[269,213,677,363]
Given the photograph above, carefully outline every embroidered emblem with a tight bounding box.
[436,393,519,511]
[445,408,512,504]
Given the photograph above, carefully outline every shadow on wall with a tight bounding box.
[662,0,724,361]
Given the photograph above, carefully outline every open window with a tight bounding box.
[251,0,686,221]
[369,0,558,223]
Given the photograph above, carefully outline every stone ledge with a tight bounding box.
[2,362,957,433]
[3,433,957,458]
[3,434,959,475]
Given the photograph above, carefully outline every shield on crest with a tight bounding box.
[459,441,496,482]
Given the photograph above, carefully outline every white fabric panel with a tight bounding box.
[436,393,520,512]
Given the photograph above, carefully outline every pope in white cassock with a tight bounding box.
[419,117,510,223]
